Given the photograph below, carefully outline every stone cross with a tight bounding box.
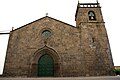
[46,13,48,16]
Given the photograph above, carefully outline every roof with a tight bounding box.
[11,16,76,32]
[115,66,120,68]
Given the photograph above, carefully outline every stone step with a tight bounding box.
[0,76,120,80]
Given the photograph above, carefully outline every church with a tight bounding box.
[3,1,115,77]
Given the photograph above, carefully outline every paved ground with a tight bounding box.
[0,76,120,80]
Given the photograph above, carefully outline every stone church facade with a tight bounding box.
[3,2,115,77]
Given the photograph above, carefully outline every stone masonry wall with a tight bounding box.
[3,17,83,77]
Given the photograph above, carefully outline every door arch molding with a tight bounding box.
[30,46,61,77]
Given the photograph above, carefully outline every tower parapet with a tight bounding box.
[78,3,100,8]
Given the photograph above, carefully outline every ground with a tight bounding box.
[0,76,120,80]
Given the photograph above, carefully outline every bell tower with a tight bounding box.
[75,1,103,26]
[75,1,115,76]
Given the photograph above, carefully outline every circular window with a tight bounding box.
[42,30,52,39]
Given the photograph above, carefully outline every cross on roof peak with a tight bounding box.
[46,13,48,16]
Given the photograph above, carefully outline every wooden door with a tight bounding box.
[38,54,54,77]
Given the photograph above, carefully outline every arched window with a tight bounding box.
[88,11,96,20]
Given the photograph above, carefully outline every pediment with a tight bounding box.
[12,16,75,32]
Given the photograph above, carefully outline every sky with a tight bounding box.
[0,0,120,74]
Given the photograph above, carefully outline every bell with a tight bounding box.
[91,16,94,19]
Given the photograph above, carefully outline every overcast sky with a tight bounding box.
[0,0,120,74]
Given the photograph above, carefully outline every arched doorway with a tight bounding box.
[38,54,54,77]
[31,46,61,77]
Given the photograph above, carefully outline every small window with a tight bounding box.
[92,38,95,43]
[42,30,52,39]
[88,11,96,20]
